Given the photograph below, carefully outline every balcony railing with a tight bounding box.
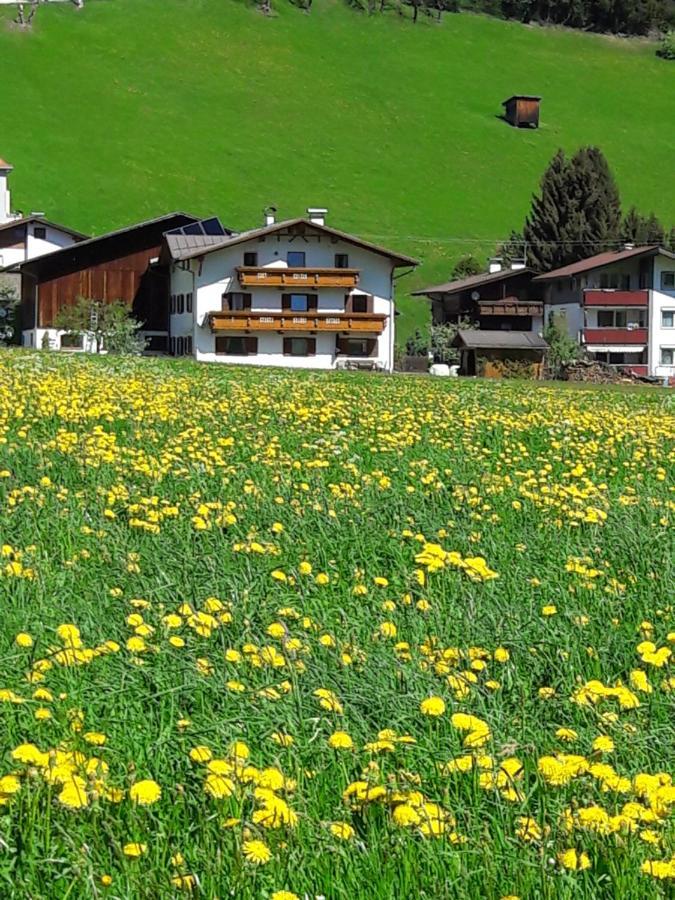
[208,310,387,334]
[584,290,649,307]
[583,327,648,345]
[478,299,543,316]
[236,267,360,289]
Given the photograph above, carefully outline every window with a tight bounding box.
[662,310,675,328]
[335,253,349,269]
[284,337,315,357]
[215,336,258,355]
[343,339,370,356]
[60,332,83,350]
[660,348,675,366]
[596,309,644,328]
[351,294,369,314]
[33,226,47,240]
[287,251,306,267]
[229,292,252,311]
[599,272,631,290]
[243,252,258,267]
[186,293,193,313]
[661,272,675,291]
[282,294,316,312]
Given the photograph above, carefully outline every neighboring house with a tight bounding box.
[161,209,418,372]
[413,258,543,331]
[0,157,87,298]
[412,258,546,376]
[535,244,675,378]
[11,212,198,350]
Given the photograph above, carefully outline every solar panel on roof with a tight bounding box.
[201,217,226,236]
[182,222,204,235]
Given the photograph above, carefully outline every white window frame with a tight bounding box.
[660,271,675,291]
[660,347,675,366]
[661,310,675,329]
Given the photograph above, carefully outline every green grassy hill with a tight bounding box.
[1,0,673,344]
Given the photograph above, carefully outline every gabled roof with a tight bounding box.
[412,267,534,297]
[533,245,675,282]
[166,217,419,267]
[0,215,88,241]
[0,158,13,171]
[453,329,548,350]
[5,211,199,275]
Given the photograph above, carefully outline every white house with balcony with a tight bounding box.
[160,208,418,371]
[535,244,675,378]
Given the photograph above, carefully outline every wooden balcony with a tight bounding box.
[478,298,542,316]
[583,327,648,345]
[584,290,648,307]
[208,310,387,334]
[236,266,360,289]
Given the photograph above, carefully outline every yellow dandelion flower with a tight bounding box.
[129,779,161,806]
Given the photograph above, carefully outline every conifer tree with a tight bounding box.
[523,147,621,271]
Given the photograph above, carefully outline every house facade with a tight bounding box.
[163,210,418,372]
[535,245,675,378]
[412,259,546,376]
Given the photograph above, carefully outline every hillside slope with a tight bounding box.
[1,0,673,344]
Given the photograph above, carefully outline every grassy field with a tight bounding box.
[0,349,673,898]
[1,0,675,346]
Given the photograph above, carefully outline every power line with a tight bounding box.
[359,233,655,247]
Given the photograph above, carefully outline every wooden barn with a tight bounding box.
[502,95,541,128]
[13,212,197,351]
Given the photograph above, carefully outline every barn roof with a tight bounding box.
[533,245,674,281]
[0,215,88,241]
[5,211,199,276]
[452,329,548,350]
[165,217,419,268]
[412,267,534,297]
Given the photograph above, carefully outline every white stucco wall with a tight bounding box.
[649,263,675,378]
[169,229,397,371]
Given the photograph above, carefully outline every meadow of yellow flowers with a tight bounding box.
[0,350,673,899]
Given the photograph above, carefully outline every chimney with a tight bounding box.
[0,157,13,225]
[307,207,328,226]
[510,259,527,271]
[488,256,503,274]
[263,206,277,227]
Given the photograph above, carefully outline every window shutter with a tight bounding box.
[243,293,252,310]
[245,336,258,355]
[336,337,347,354]
[283,337,292,355]
[215,336,226,354]
[308,294,318,311]
[366,338,377,356]
[221,293,230,311]
[307,337,316,356]
[281,294,291,310]
[344,294,352,313]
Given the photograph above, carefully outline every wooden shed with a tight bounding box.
[502,95,541,128]
[452,329,548,378]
